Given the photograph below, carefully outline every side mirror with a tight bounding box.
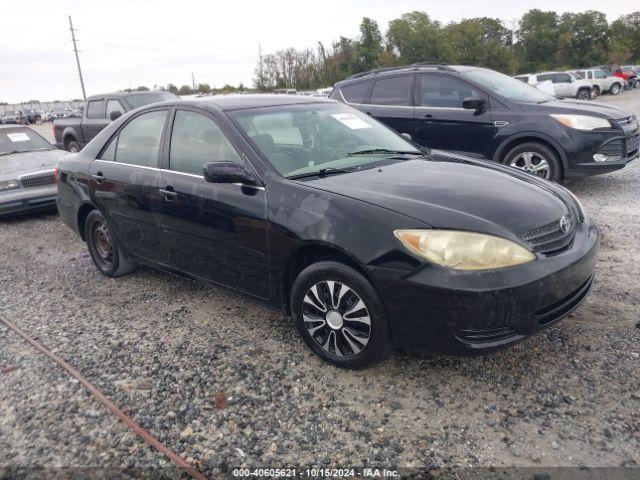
[400,132,412,141]
[109,111,122,121]
[203,161,258,186]
[462,96,486,112]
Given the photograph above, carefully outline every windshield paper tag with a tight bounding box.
[331,113,371,130]
[7,132,30,142]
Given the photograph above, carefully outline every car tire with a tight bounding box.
[610,83,621,95]
[66,140,81,153]
[291,261,391,368]
[502,142,562,182]
[85,210,137,277]
[576,88,591,100]
[591,86,600,98]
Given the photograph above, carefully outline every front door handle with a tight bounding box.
[423,114,433,118]
[91,172,104,183]
[159,187,178,201]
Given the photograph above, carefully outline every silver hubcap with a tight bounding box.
[510,151,550,179]
[302,280,371,357]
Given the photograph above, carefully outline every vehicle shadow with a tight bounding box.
[0,208,58,224]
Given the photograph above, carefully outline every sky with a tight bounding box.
[0,0,636,104]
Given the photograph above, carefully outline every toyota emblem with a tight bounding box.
[559,216,571,234]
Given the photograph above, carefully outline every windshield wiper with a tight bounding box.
[346,148,425,157]
[287,167,353,180]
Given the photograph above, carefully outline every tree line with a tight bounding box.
[253,10,640,91]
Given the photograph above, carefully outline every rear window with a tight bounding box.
[371,76,413,106]
[340,81,372,104]
[125,92,179,109]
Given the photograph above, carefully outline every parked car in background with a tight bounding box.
[56,95,598,367]
[51,107,72,119]
[1,111,23,124]
[53,90,178,152]
[594,64,637,89]
[22,109,40,124]
[0,126,67,216]
[621,66,640,88]
[571,69,623,96]
[517,71,593,99]
[331,64,638,181]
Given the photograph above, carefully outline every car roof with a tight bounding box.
[335,64,481,84]
[174,94,337,111]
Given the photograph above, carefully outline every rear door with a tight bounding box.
[412,74,495,157]
[83,98,111,143]
[89,108,169,262]
[552,73,573,97]
[156,108,269,298]
[360,75,415,137]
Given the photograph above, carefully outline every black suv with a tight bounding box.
[330,64,639,181]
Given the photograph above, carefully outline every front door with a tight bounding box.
[157,108,269,298]
[89,108,169,262]
[360,75,415,137]
[412,74,495,158]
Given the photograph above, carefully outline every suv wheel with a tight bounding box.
[503,142,562,182]
[590,86,600,98]
[85,210,137,277]
[576,88,591,100]
[610,83,621,95]
[66,140,81,153]
[291,261,390,368]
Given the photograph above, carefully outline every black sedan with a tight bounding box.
[56,95,598,367]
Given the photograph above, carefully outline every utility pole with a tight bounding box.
[68,16,86,101]
[191,72,196,92]
[258,43,264,91]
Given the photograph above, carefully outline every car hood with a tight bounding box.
[0,149,67,180]
[299,156,572,240]
[533,99,634,119]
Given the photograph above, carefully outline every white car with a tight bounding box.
[571,69,623,96]
[514,72,593,100]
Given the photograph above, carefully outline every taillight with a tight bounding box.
[54,167,59,182]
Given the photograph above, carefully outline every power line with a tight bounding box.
[68,15,87,101]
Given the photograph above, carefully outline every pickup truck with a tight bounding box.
[53,91,178,152]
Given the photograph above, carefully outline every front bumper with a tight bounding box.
[370,222,599,355]
[0,186,58,217]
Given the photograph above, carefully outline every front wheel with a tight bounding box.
[502,142,562,182]
[590,86,600,99]
[85,210,137,277]
[610,83,621,95]
[291,261,390,368]
[576,88,591,100]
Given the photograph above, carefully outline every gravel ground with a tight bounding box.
[2,93,640,478]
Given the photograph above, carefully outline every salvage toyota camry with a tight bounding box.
[56,95,598,367]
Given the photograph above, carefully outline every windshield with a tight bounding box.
[464,68,556,103]
[231,103,423,178]
[0,128,51,155]
[125,92,179,109]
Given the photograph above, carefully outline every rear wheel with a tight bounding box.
[610,83,621,95]
[66,140,81,153]
[502,142,562,182]
[291,261,390,368]
[85,210,137,277]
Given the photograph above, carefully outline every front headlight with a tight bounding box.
[0,179,19,191]
[394,230,535,270]
[550,114,611,131]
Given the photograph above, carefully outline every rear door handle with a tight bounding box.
[91,172,104,183]
[159,187,178,201]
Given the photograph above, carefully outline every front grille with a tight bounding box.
[455,326,519,345]
[517,209,577,255]
[19,170,56,189]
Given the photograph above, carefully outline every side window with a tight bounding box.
[86,100,105,119]
[169,110,241,175]
[417,75,482,108]
[595,70,606,79]
[554,73,571,83]
[370,76,413,106]
[115,110,167,167]
[100,136,117,161]
[106,99,125,119]
[340,81,372,104]
[537,74,553,83]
